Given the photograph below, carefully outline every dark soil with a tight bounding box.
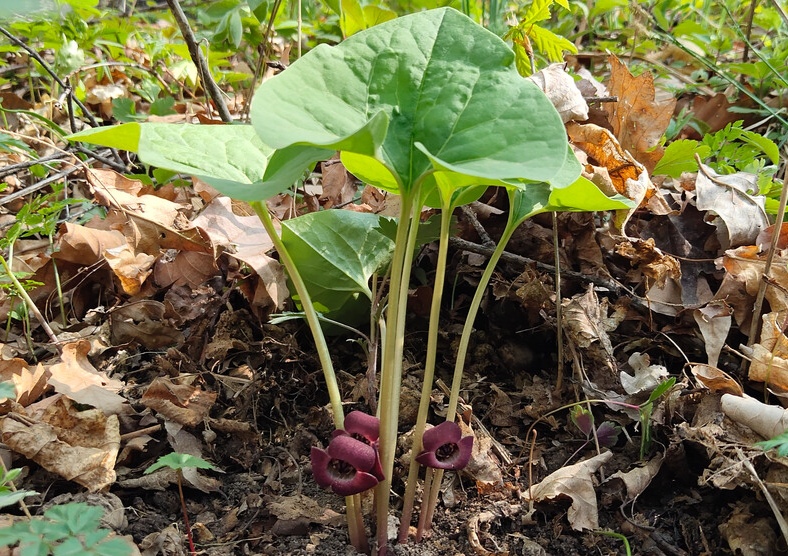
[8,211,784,556]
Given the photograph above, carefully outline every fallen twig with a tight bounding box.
[165,0,233,123]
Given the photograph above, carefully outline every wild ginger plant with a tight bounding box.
[70,8,631,553]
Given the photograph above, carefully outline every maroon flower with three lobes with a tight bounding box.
[311,411,384,496]
[415,421,473,470]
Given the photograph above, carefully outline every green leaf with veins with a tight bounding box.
[68,123,277,200]
[251,8,571,200]
[281,210,394,323]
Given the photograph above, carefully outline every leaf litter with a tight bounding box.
[0,19,786,556]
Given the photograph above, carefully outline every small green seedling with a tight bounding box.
[144,452,219,556]
[0,502,134,556]
[757,431,788,456]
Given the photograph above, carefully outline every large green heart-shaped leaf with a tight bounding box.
[281,210,394,323]
[251,7,569,198]
[68,123,286,201]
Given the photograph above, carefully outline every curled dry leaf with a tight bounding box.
[615,238,682,289]
[522,451,613,531]
[138,523,187,556]
[103,244,157,295]
[562,285,624,384]
[600,454,663,506]
[721,393,788,440]
[1,397,120,491]
[459,418,504,488]
[0,358,48,414]
[192,196,288,312]
[567,121,670,231]
[745,312,788,394]
[693,302,732,368]
[47,340,128,415]
[528,63,589,123]
[141,376,217,427]
[691,364,743,396]
[604,54,676,173]
[694,163,769,249]
[620,352,669,396]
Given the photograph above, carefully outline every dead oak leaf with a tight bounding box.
[1,397,120,491]
[522,451,612,531]
[141,377,216,427]
[47,340,128,415]
[0,358,48,413]
[694,163,768,249]
[604,55,676,173]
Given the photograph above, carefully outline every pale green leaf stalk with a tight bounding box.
[415,175,632,535]
[249,201,372,552]
[67,9,605,553]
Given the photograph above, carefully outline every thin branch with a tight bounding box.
[768,0,788,27]
[448,236,648,311]
[745,155,788,350]
[165,0,233,123]
[0,25,100,128]
[0,25,126,168]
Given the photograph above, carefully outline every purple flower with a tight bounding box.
[311,434,382,496]
[343,410,380,445]
[416,421,473,470]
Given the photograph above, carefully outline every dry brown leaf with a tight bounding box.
[87,169,210,253]
[718,246,788,317]
[567,121,644,199]
[562,286,624,384]
[47,340,128,415]
[721,393,788,439]
[719,502,779,556]
[691,364,743,396]
[104,244,157,295]
[601,454,663,504]
[266,494,344,526]
[192,196,288,311]
[458,419,504,488]
[694,163,769,249]
[141,377,216,427]
[757,222,788,250]
[693,301,732,368]
[743,313,788,394]
[55,222,127,265]
[109,300,184,349]
[523,451,613,531]
[528,63,589,123]
[154,250,218,288]
[138,524,187,556]
[604,55,676,173]
[0,358,48,413]
[1,397,120,491]
[615,238,681,288]
[320,158,357,209]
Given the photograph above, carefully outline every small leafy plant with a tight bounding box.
[0,502,134,556]
[145,452,219,556]
[70,8,631,553]
[756,431,788,457]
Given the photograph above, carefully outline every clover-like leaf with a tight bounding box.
[144,452,219,474]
